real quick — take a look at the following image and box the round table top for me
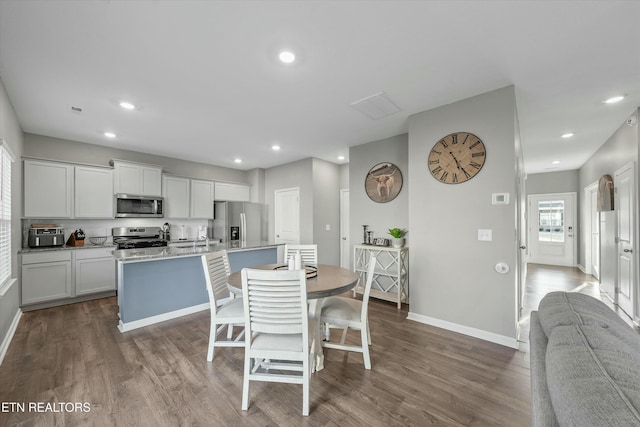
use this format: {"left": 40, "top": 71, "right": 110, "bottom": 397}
{"left": 227, "top": 263, "right": 358, "bottom": 299}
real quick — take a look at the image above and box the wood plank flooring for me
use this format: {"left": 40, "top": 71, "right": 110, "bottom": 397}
{"left": 519, "top": 263, "right": 638, "bottom": 345}
{"left": 0, "top": 296, "right": 531, "bottom": 426}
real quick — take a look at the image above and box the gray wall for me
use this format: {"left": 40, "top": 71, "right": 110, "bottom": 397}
{"left": 339, "top": 163, "right": 349, "bottom": 190}
{"left": 312, "top": 159, "right": 341, "bottom": 265}
{"left": 349, "top": 134, "right": 409, "bottom": 247}
{"left": 265, "top": 158, "right": 314, "bottom": 244}
{"left": 0, "top": 76, "right": 24, "bottom": 360}
{"left": 24, "top": 133, "right": 248, "bottom": 184}
{"left": 526, "top": 170, "right": 579, "bottom": 196}
{"left": 578, "top": 108, "right": 639, "bottom": 272}
{"left": 407, "top": 86, "right": 518, "bottom": 343}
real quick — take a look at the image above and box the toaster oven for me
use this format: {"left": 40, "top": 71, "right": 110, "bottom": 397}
{"left": 28, "top": 227, "right": 65, "bottom": 247}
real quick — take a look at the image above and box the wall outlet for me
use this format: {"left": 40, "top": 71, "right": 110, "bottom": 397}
{"left": 325, "top": 224, "right": 331, "bottom": 231}
{"left": 478, "top": 229, "right": 492, "bottom": 241}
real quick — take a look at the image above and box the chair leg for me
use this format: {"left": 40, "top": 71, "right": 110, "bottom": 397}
{"left": 207, "top": 323, "right": 216, "bottom": 362}
{"left": 242, "top": 356, "right": 251, "bottom": 410}
{"left": 339, "top": 326, "right": 349, "bottom": 345}
{"left": 227, "top": 324, "right": 233, "bottom": 339}
{"left": 361, "top": 327, "right": 371, "bottom": 369}
{"left": 367, "top": 320, "right": 372, "bottom": 344}
{"left": 302, "top": 358, "right": 309, "bottom": 416}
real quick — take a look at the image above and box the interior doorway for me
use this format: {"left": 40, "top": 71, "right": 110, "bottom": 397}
{"left": 527, "top": 193, "right": 577, "bottom": 267}
{"left": 274, "top": 187, "right": 300, "bottom": 244}
{"left": 584, "top": 181, "right": 600, "bottom": 279}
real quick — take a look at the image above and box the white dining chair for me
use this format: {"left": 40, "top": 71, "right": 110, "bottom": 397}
{"left": 284, "top": 244, "right": 318, "bottom": 266}
{"left": 201, "top": 250, "right": 245, "bottom": 362}
{"left": 241, "top": 268, "right": 313, "bottom": 416}
{"left": 320, "top": 256, "right": 376, "bottom": 369}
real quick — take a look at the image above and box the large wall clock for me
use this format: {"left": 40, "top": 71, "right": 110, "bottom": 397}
{"left": 428, "top": 132, "right": 486, "bottom": 184}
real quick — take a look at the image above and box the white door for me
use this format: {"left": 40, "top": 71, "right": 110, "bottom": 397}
{"left": 590, "top": 186, "right": 600, "bottom": 279}
{"left": 615, "top": 163, "right": 635, "bottom": 318}
{"left": 528, "top": 193, "right": 577, "bottom": 266}
{"left": 340, "top": 189, "right": 350, "bottom": 268}
{"left": 274, "top": 187, "right": 300, "bottom": 244}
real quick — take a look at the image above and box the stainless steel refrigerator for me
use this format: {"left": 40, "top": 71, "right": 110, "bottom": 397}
{"left": 209, "top": 201, "right": 267, "bottom": 243}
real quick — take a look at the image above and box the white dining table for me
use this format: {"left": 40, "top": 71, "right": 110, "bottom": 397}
{"left": 227, "top": 263, "right": 359, "bottom": 371}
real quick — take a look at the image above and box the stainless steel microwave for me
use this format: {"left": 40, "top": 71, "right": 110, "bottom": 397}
{"left": 115, "top": 194, "right": 164, "bottom": 218}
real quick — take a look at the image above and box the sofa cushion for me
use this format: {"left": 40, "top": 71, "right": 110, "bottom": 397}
{"left": 546, "top": 324, "right": 640, "bottom": 426}
{"left": 529, "top": 311, "right": 560, "bottom": 427}
{"left": 537, "top": 292, "right": 632, "bottom": 339}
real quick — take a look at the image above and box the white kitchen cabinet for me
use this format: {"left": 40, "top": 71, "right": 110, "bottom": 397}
{"left": 162, "top": 175, "right": 190, "bottom": 218}
{"left": 75, "top": 248, "right": 116, "bottom": 295}
{"left": 190, "top": 179, "right": 215, "bottom": 218}
{"left": 24, "top": 160, "right": 74, "bottom": 218}
{"left": 113, "top": 160, "right": 162, "bottom": 196}
{"left": 74, "top": 166, "right": 113, "bottom": 218}
{"left": 353, "top": 245, "right": 409, "bottom": 309}
{"left": 21, "top": 251, "right": 73, "bottom": 305}
{"left": 214, "top": 182, "right": 250, "bottom": 202}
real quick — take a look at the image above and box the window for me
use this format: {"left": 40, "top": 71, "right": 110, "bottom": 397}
{"left": 538, "top": 200, "right": 565, "bottom": 242}
{"left": 0, "top": 139, "right": 14, "bottom": 287}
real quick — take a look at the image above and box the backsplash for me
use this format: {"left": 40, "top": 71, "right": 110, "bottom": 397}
{"left": 21, "top": 218, "right": 209, "bottom": 248}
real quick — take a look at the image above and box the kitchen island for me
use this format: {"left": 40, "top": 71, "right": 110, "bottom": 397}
{"left": 114, "top": 241, "right": 282, "bottom": 332}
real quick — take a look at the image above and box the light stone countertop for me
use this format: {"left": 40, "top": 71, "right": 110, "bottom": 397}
{"left": 113, "top": 241, "right": 283, "bottom": 263}
{"left": 19, "top": 243, "right": 117, "bottom": 253}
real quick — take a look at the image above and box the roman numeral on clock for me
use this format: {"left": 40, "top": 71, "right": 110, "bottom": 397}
{"left": 470, "top": 161, "right": 482, "bottom": 169}
{"left": 440, "top": 171, "right": 448, "bottom": 182}
{"left": 429, "top": 160, "right": 439, "bottom": 165}
{"left": 469, "top": 141, "right": 481, "bottom": 150}
{"left": 431, "top": 166, "right": 442, "bottom": 175}
{"left": 472, "top": 152, "right": 485, "bottom": 157}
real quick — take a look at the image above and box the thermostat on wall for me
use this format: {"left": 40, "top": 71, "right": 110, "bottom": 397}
{"left": 492, "top": 193, "right": 509, "bottom": 205}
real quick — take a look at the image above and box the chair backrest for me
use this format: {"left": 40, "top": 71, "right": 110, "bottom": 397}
{"left": 360, "top": 256, "right": 377, "bottom": 323}
{"left": 241, "top": 268, "right": 308, "bottom": 337}
{"left": 201, "top": 250, "right": 232, "bottom": 309}
{"left": 284, "top": 244, "right": 318, "bottom": 266}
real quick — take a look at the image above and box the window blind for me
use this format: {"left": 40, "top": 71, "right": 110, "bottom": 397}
{"left": 0, "top": 140, "right": 14, "bottom": 287}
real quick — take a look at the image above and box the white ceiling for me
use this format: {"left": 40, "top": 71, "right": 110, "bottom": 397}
{"left": 0, "top": 1, "right": 638, "bottom": 174}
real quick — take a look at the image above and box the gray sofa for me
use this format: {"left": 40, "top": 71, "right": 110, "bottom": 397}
{"left": 530, "top": 291, "right": 640, "bottom": 426}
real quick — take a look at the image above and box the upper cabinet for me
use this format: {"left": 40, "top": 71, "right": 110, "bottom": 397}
{"left": 74, "top": 166, "right": 113, "bottom": 218}
{"left": 190, "top": 179, "right": 215, "bottom": 219}
{"left": 162, "top": 175, "right": 190, "bottom": 218}
{"left": 112, "top": 160, "right": 162, "bottom": 196}
{"left": 214, "top": 182, "right": 250, "bottom": 202}
{"left": 24, "top": 160, "right": 115, "bottom": 219}
{"left": 24, "top": 160, "right": 73, "bottom": 218}
{"left": 162, "top": 175, "right": 215, "bottom": 219}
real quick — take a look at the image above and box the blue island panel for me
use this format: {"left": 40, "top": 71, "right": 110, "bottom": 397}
{"left": 227, "top": 247, "right": 278, "bottom": 272}
{"left": 121, "top": 256, "right": 208, "bottom": 323}
{"left": 118, "top": 246, "right": 278, "bottom": 325}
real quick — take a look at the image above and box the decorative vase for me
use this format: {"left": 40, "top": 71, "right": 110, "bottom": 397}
{"left": 391, "top": 237, "right": 405, "bottom": 248}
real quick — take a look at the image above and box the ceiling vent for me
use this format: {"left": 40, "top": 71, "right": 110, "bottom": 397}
{"left": 350, "top": 91, "right": 401, "bottom": 120}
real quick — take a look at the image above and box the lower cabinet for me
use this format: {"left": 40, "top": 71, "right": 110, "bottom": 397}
{"left": 21, "top": 251, "right": 73, "bottom": 305}
{"left": 21, "top": 248, "right": 116, "bottom": 308}
{"left": 75, "top": 248, "right": 116, "bottom": 295}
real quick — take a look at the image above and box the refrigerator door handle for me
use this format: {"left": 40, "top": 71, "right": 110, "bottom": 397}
{"left": 240, "top": 212, "right": 246, "bottom": 243}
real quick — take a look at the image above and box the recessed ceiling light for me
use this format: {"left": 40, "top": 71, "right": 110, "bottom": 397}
{"left": 119, "top": 101, "right": 136, "bottom": 110}
{"left": 272, "top": 145, "right": 281, "bottom": 151}
{"left": 104, "top": 132, "right": 116, "bottom": 138}
{"left": 561, "top": 133, "right": 574, "bottom": 138}
{"left": 338, "top": 156, "right": 345, "bottom": 161}
{"left": 278, "top": 50, "right": 296, "bottom": 64}
{"left": 234, "top": 158, "right": 242, "bottom": 164}
{"left": 604, "top": 95, "right": 625, "bottom": 104}
{"left": 551, "top": 160, "right": 561, "bottom": 164}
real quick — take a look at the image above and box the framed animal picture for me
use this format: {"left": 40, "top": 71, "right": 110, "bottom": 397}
{"left": 365, "top": 162, "right": 403, "bottom": 203}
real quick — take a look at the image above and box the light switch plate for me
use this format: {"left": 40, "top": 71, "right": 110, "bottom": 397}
{"left": 478, "top": 229, "right": 492, "bottom": 241}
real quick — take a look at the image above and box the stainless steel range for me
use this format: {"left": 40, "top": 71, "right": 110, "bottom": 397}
{"left": 112, "top": 227, "right": 168, "bottom": 249}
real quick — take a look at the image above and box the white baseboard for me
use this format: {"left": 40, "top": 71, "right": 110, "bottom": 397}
{"left": 118, "top": 303, "right": 209, "bottom": 332}
{"left": 0, "top": 309, "right": 22, "bottom": 367}
{"left": 407, "top": 311, "right": 519, "bottom": 349}
{"left": 577, "top": 264, "right": 586, "bottom": 273}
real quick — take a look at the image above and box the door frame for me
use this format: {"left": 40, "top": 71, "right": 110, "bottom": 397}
{"left": 339, "top": 189, "right": 350, "bottom": 269}
{"left": 527, "top": 192, "right": 578, "bottom": 267}
{"left": 583, "top": 181, "right": 599, "bottom": 278}
{"left": 274, "top": 187, "right": 300, "bottom": 244}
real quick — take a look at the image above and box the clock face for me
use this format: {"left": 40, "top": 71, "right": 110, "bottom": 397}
{"left": 428, "top": 132, "right": 486, "bottom": 184}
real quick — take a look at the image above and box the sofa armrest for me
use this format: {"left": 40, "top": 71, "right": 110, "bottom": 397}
{"left": 530, "top": 311, "right": 559, "bottom": 427}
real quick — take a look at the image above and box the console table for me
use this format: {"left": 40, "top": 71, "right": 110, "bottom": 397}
{"left": 353, "top": 245, "right": 409, "bottom": 308}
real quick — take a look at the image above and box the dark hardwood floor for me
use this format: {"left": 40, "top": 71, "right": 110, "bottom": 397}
{"left": 0, "top": 295, "right": 531, "bottom": 426}
{"left": 519, "top": 263, "right": 638, "bottom": 345}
